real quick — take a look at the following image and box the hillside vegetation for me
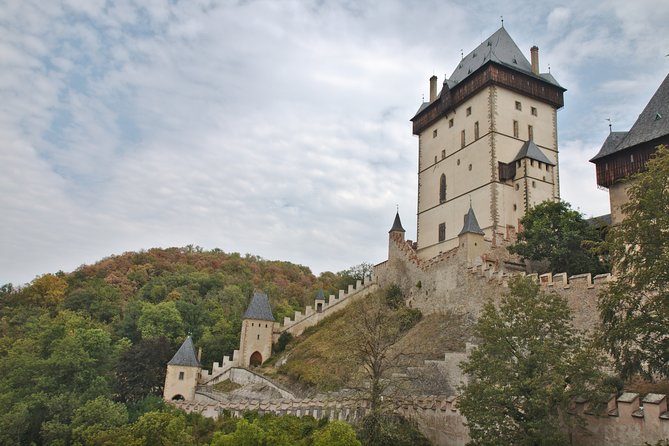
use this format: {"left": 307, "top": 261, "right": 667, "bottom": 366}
{"left": 0, "top": 247, "right": 365, "bottom": 445}
{"left": 265, "top": 290, "right": 471, "bottom": 396}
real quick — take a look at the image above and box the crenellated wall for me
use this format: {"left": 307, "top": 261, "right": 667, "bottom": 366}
{"left": 171, "top": 392, "right": 669, "bottom": 446}
{"left": 375, "top": 232, "right": 610, "bottom": 333}
{"left": 272, "top": 276, "right": 379, "bottom": 341}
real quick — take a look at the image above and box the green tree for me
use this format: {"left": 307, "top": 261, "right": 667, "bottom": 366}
{"left": 115, "top": 337, "right": 175, "bottom": 402}
{"left": 508, "top": 200, "right": 608, "bottom": 275}
{"left": 599, "top": 144, "right": 669, "bottom": 379}
{"left": 71, "top": 396, "right": 129, "bottom": 445}
{"left": 137, "top": 301, "right": 185, "bottom": 342}
{"left": 348, "top": 287, "right": 421, "bottom": 446}
{"left": 130, "top": 411, "right": 195, "bottom": 446}
{"left": 313, "top": 420, "right": 361, "bottom": 446}
{"left": 458, "top": 277, "right": 607, "bottom": 446}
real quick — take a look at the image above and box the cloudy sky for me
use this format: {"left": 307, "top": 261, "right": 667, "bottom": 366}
{"left": 2, "top": 0, "right": 668, "bottom": 285}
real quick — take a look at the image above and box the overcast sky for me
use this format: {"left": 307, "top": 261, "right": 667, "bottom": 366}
{"left": 2, "top": 0, "right": 668, "bottom": 285}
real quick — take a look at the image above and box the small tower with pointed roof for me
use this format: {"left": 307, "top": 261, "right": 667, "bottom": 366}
{"left": 388, "top": 211, "right": 407, "bottom": 260}
{"left": 163, "top": 335, "right": 200, "bottom": 401}
{"left": 458, "top": 204, "right": 487, "bottom": 262}
{"left": 239, "top": 292, "right": 275, "bottom": 368}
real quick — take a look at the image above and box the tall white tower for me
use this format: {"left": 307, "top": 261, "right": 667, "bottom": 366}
{"left": 411, "top": 27, "right": 565, "bottom": 259}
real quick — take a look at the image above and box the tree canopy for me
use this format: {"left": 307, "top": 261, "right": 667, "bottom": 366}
{"left": 508, "top": 200, "right": 608, "bottom": 276}
{"left": 458, "top": 277, "right": 608, "bottom": 446}
{"left": 598, "top": 144, "right": 669, "bottom": 379}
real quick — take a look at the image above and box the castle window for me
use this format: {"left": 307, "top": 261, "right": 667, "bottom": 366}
{"left": 513, "top": 120, "right": 519, "bottom": 138}
{"left": 630, "top": 154, "right": 634, "bottom": 162}
{"left": 528, "top": 125, "right": 534, "bottom": 141}
{"left": 461, "top": 130, "right": 466, "bottom": 148}
{"left": 438, "top": 223, "right": 446, "bottom": 242}
{"left": 178, "top": 372, "right": 184, "bottom": 380}
{"left": 515, "top": 101, "right": 522, "bottom": 111}
{"left": 433, "top": 129, "right": 438, "bottom": 138}
{"left": 257, "top": 334, "right": 260, "bottom": 340}
{"left": 457, "top": 159, "right": 461, "bottom": 166}
{"left": 517, "top": 160, "right": 521, "bottom": 168}
{"left": 532, "top": 180, "right": 536, "bottom": 188}
{"left": 439, "top": 174, "right": 446, "bottom": 203}
{"left": 466, "top": 107, "right": 472, "bottom": 116}
{"left": 449, "top": 119, "right": 454, "bottom": 128}
{"left": 515, "top": 183, "right": 520, "bottom": 191}
{"left": 434, "top": 155, "right": 437, "bottom": 164}
{"left": 441, "top": 149, "right": 446, "bottom": 159}
{"left": 468, "top": 163, "right": 472, "bottom": 171}
{"left": 513, "top": 204, "right": 517, "bottom": 211}
{"left": 530, "top": 160, "right": 534, "bottom": 167}
{"left": 531, "top": 106, "right": 538, "bottom": 116}
{"left": 474, "top": 121, "right": 479, "bottom": 139}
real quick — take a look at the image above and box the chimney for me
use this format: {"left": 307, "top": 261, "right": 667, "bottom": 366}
{"left": 429, "top": 75, "right": 438, "bottom": 102}
{"left": 530, "top": 46, "right": 539, "bottom": 74}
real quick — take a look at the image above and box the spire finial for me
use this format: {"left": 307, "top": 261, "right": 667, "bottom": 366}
{"left": 500, "top": 15, "right": 504, "bottom": 27}
{"left": 461, "top": 49, "right": 464, "bottom": 59}
{"left": 469, "top": 195, "right": 472, "bottom": 207}
{"left": 422, "top": 93, "right": 424, "bottom": 102}
{"left": 606, "top": 118, "right": 612, "bottom": 133}
{"left": 396, "top": 204, "right": 399, "bottom": 213}
{"left": 548, "top": 63, "right": 551, "bottom": 73}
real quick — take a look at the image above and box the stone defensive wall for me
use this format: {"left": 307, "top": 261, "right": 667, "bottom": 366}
{"left": 399, "top": 393, "right": 669, "bottom": 446}
{"left": 171, "top": 397, "right": 370, "bottom": 423}
{"left": 375, "top": 234, "right": 613, "bottom": 333}
{"left": 272, "top": 276, "right": 379, "bottom": 341}
{"left": 172, "top": 392, "right": 669, "bottom": 445}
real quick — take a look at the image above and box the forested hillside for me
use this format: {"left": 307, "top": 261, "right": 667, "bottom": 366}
{"left": 0, "top": 247, "right": 367, "bottom": 445}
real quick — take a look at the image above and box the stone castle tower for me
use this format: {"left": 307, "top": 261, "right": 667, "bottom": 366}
{"left": 163, "top": 335, "right": 200, "bottom": 401}
{"left": 411, "top": 27, "right": 565, "bottom": 259}
{"left": 238, "top": 291, "right": 275, "bottom": 367}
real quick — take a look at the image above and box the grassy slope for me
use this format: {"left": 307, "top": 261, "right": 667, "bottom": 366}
{"left": 261, "top": 298, "right": 472, "bottom": 395}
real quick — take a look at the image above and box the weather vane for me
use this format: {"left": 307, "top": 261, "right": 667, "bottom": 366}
{"left": 606, "top": 118, "right": 612, "bottom": 133}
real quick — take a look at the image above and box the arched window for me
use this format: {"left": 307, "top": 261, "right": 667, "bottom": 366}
{"left": 439, "top": 174, "right": 446, "bottom": 203}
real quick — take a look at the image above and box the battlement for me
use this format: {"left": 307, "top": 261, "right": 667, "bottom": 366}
{"left": 273, "top": 275, "right": 379, "bottom": 340}
{"left": 171, "top": 397, "right": 370, "bottom": 422}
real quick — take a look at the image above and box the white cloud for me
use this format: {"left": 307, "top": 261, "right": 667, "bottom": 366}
{"left": 1, "top": 0, "right": 667, "bottom": 284}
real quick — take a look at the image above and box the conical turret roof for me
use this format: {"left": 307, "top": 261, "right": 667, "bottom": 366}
{"left": 167, "top": 336, "right": 200, "bottom": 367}
{"left": 389, "top": 212, "right": 406, "bottom": 233}
{"left": 458, "top": 205, "right": 485, "bottom": 236}
{"left": 243, "top": 292, "right": 275, "bottom": 321}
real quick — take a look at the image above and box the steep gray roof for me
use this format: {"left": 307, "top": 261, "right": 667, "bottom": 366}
{"left": 389, "top": 212, "right": 406, "bottom": 233}
{"left": 447, "top": 27, "right": 561, "bottom": 88}
{"left": 512, "top": 140, "right": 555, "bottom": 165}
{"left": 316, "top": 289, "right": 325, "bottom": 300}
{"left": 590, "top": 131, "right": 629, "bottom": 161}
{"left": 243, "top": 292, "right": 275, "bottom": 321}
{"left": 458, "top": 205, "right": 485, "bottom": 236}
{"left": 167, "top": 336, "right": 200, "bottom": 367}
{"left": 415, "top": 102, "right": 430, "bottom": 115}
{"left": 591, "top": 73, "right": 669, "bottom": 162}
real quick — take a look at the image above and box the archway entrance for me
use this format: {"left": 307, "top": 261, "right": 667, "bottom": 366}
{"left": 249, "top": 351, "right": 262, "bottom": 367}
{"left": 171, "top": 394, "right": 185, "bottom": 401}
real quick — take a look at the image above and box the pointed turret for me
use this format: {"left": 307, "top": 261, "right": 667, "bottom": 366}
{"left": 167, "top": 335, "right": 200, "bottom": 367}
{"left": 388, "top": 211, "right": 407, "bottom": 261}
{"left": 459, "top": 205, "right": 485, "bottom": 236}
{"left": 389, "top": 211, "right": 406, "bottom": 233}
{"left": 458, "top": 205, "right": 486, "bottom": 262}
{"left": 163, "top": 336, "right": 201, "bottom": 401}
{"left": 239, "top": 292, "right": 275, "bottom": 368}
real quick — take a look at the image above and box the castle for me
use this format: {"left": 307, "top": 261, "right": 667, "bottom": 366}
{"left": 164, "top": 27, "right": 669, "bottom": 445}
